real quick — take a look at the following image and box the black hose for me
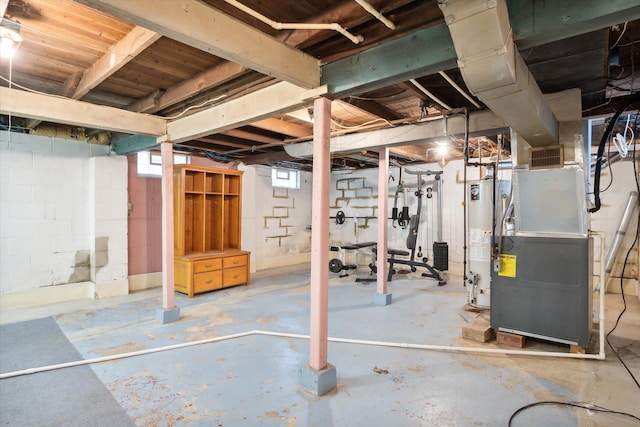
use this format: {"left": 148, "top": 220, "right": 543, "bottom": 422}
{"left": 590, "top": 94, "right": 640, "bottom": 213}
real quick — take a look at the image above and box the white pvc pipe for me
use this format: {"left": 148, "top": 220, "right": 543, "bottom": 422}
{"left": 409, "top": 79, "right": 452, "bottom": 111}
{"left": 0, "top": 331, "right": 256, "bottom": 380}
{"left": 354, "top": 0, "right": 396, "bottom": 30}
{"left": 1, "top": 238, "right": 607, "bottom": 379}
{"left": 439, "top": 71, "right": 481, "bottom": 108}
{"left": 223, "top": 0, "right": 363, "bottom": 44}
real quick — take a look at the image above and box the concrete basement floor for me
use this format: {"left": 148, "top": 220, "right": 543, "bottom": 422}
{"left": 1, "top": 263, "right": 639, "bottom": 426}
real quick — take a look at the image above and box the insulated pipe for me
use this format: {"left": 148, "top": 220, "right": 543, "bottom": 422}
{"left": 409, "top": 79, "right": 452, "bottom": 111}
{"left": 605, "top": 191, "right": 639, "bottom": 273}
{"left": 438, "top": 71, "right": 481, "bottom": 108}
{"left": 223, "top": 0, "right": 364, "bottom": 44}
{"left": 354, "top": 0, "right": 396, "bottom": 30}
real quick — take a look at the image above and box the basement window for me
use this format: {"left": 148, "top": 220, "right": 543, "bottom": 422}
{"left": 137, "top": 151, "right": 190, "bottom": 177}
{"left": 271, "top": 168, "right": 300, "bottom": 189}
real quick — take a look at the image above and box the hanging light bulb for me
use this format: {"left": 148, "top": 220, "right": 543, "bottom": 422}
{"left": 0, "top": 19, "right": 23, "bottom": 60}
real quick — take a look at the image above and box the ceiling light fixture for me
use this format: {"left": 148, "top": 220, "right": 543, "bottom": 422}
{"left": 0, "top": 18, "right": 23, "bottom": 59}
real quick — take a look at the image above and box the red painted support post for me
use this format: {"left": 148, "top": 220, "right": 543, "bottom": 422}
{"left": 161, "top": 141, "right": 175, "bottom": 309}
{"left": 309, "top": 97, "right": 331, "bottom": 370}
{"left": 376, "top": 147, "right": 389, "bottom": 295}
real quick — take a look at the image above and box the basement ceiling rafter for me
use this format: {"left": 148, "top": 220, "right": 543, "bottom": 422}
{"left": 74, "top": 0, "right": 321, "bottom": 89}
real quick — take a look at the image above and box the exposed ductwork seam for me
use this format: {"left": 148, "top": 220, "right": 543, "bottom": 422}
{"left": 438, "top": 0, "right": 559, "bottom": 147}
{"left": 223, "top": 0, "right": 364, "bottom": 44}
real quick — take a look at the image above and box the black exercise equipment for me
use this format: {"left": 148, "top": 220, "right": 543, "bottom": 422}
{"left": 329, "top": 242, "right": 376, "bottom": 277}
{"left": 382, "top": 169, "right": 447, "bottom": 286}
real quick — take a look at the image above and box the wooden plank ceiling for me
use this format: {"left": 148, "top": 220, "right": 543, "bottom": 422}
{"left": 0, "top": 0, "right": 636, "bottom": 170}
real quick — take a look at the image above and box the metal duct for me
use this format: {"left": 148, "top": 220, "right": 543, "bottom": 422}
{"left": 438, "top": 0, "right": 559, "bottom": 147}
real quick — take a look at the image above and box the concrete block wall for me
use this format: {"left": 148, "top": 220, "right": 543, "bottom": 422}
{"left": 0, "top": 132, "right": 126, "bottom": 305}
{"left": 88, "top": 156, "right": 129, "bottom": 297}
{"left": 246, "top": 165, "right": 312, "bottom": 269}
{"left": 329, "top": 166, "right": 445, "bottom": 263}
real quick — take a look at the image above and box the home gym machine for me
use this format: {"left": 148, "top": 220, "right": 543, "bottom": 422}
{"left": 384, "top": 168, "right": 448, "bottom": 285}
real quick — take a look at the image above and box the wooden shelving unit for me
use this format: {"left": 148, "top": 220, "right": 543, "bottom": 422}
{"left": 173, "top": 165, "right": 250, "bottom": 297}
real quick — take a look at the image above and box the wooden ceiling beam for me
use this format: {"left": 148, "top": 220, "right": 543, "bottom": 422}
{"left": 163, "top": 82, "right": 327, "bottom": 144}
{"left": 73, "top": 26, "right": 161, "bottom": 99}
{"left": 250, "top": 118, "right": 313, "bottom": 138}
{"left": 221, "top": 129, "right": 281, "bottom": 145}
{"left": 344, "top": 97, "right": 404, "bottom": 121}
{"left": 240, "top": 150, "right": 295, "bottom": 166}
{"left": 75, "top": 0, "right": 320, "bottom": 89}
{"left": 0, "top": 86, "right": 166, "bottom": 136}
{"left": 389, "top": 145, "right": 431, "bottom": 163}
{"left": 195, "top": 137, "right": 251, "bottom": 150}
{"left": 129, "top": 62, "right": 249, "bottom": 114}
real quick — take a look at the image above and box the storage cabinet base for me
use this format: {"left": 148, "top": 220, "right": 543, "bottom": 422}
{"left": 175, "top": 251, "right": 250, "bottom": 297}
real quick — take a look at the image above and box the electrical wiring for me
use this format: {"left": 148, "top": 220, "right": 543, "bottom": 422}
{"left": 610, "top": 21, "right": 629, "bottom": 50}
{"left": 0, "top": 74, "right": 72, "bottom": 100}
{"left": 330, "top": 117, "right": 396, "bottom": 130}
{"left": 605, "top": 139, "right": 640, "bottom": 391}
{"left": 508, "top": 401, "right": 640, "bottom": 426}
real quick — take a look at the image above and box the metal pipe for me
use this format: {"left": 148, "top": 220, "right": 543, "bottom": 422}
{"left": 438, "top": 71, "right": 481, "bottom": 108}
{"left": 604, "top": 191, "right": 639, "bottom": 273}
{"left": 354, "top": 0, "right": 396, "bottom": 30}
{"left": 409, "top": 79, "right": 452, "bottom": 111}
{"left": 223, "top": 0, "right": 364, "bottom": 44}
{"left": 590, "top": 230, "right": 607, "bottom": 358}
{"left": 436, "top": 174, "right": 443, "bottom": 242}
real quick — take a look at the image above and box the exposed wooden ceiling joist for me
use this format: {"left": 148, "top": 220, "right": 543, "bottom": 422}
{"left": 250, "top": 118, "right": 312, "bottom": 138}
{"left": 75, "top": 0, "right": 321, "bottom": 89}
{"left": 0, "top": 87, "right": 167, "bottom": 136}
{"left": 73, "top": 26, "right": 161, "bottom": 99}
{"left": 163, "top": 82, "right": 327, "bottom": 144}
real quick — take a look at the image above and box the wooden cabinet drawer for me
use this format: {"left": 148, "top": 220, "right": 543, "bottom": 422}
{"left": 194, "top": 258, "right": 222, "bottom": 273}
{"left": 223, "top": 267, "right": 247, "bottom": 286}
{"left": 194, "top": 271, "right": 223, "bottom": 293}
{"left": 223, "top": 255, "right": 247, "bottom": 269}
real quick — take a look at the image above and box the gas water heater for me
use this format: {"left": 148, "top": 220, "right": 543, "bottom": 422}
{"left": 467, "top": 177, "right": 509, "bottom": 309}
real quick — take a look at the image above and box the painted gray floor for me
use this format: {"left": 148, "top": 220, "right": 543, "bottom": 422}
{"left": 1, "top": 264, "right": 639, "bottom": 426}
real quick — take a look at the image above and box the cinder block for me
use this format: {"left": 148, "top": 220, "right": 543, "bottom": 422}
{"left": 1, "top": 184, "right": 32, "bottom": 202}
{"left": 356, "top": 188, "right": 373, "bottom": 198}
{"left": 336, "top": 179, "right": 349, "bottom": 190}
{"left": 299, "top": 363, "right": 337, "bottom": 396}
{"left": 496, "top": 331, "right": 525, "bottom": 348}
{"left": 373, "top": 292, "right": 392, "bottom": 306}
{"left": 157, "top": 306, "right": 181, "bottom": 324}
{"left": 272, "top": 207, "right": 289, "bottom": 217}
{"left": 347, "top": 178, "right": 365, "bottom": 189}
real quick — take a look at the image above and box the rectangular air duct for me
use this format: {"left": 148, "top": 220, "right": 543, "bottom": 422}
{"left": 439, "top": 0, "right": 559, "bottom": 147}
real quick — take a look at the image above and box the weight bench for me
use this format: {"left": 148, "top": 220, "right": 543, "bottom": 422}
{"left": 329, "top": 242, "right": 377, "bottom": 277}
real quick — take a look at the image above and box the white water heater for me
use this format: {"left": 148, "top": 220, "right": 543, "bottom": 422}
{"left": 467, "top": 178, "right": 495, "bottom": 309}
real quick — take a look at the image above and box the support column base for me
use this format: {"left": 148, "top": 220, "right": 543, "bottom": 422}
{"left": 156, "top": 306, "right": 181, "bottom": 324}
{"left": 299, "top": 363, "right": 337, "bottom": 396}
{"left": 374, "top": 292, "right": 392, "bottom": 306}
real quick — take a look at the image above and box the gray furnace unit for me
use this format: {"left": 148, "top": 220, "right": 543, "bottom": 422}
{"left": 491, "top": 167, "right": 593, "bottom": 348}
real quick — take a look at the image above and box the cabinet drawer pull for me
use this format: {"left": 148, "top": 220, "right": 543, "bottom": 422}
{"left": 232, "top": 261, "right": 239, "bottom": 265}
{"left": 205, "top": 280, "right": 212, "bottom": 284}
{"left": 204, "top": 264, "right": 212, "bottom": 268}
{"left": 232, "top": 275, "right": 239, "bottom": 279}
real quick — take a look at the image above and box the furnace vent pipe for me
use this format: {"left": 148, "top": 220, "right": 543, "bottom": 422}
{"left": 438, "top": 0, "right": 558, "bottom": 147}
{"left": 605, "top": 191, "right": 639, "bottom": 273}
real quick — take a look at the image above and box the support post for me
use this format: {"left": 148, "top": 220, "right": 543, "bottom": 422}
{"left": 299, "top": 97, "right": 336, "bottom": 395}
{"left": 157, "top": 140, "right": 180, "bottom": 324}
{"left": 374, "top": 147, "right": 392, "bottom": 305}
